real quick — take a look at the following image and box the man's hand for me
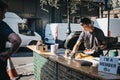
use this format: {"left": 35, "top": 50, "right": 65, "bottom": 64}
{"left": 70, "top": 51, "right": 76, "bottom": 59}
{"left": 0, "top": 51, "right": 10, "bottom": 61}
{"left": 99, "top": 45, "right": 106, "bottom": 50}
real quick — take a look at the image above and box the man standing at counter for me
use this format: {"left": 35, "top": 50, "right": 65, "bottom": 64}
{"left": 71, "top": 17, "right": 107, "bottom": 58}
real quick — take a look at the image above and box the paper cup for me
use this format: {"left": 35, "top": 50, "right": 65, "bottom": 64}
{"left": 50, "top": 43, "right": 59, "bottom": 54}
{"left": 55, "top": 43, "right": 59, "bottom": 51}
{"left": 92, "top": 62, "right": 98, "bottom": 67}
{"left": 51, "top": 45, "right": 55, "bottom": 53}
{"left": 109, "top": 50, "right": 118, "bottom": 57}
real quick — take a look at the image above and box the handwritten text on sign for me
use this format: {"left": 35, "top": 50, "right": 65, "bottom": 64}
{"left": 98, "top": 56, "right": 119, "bottom": 74}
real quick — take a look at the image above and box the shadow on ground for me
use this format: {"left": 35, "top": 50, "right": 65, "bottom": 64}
{"left": 11, "top": 47, "right": 33, "bottom": 57}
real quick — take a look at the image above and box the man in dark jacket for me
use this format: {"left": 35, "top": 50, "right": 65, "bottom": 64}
{"left": 0, "top": 0, "right": 21, "bottom": 79}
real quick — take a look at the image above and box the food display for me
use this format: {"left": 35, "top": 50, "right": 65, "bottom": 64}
{"left": 83, "top": 49, "right": 95, "bottom": 54}
{"left": 75, "top": 53, "right": 94, "bottom": 59}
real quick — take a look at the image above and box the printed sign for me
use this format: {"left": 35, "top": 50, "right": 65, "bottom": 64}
{"left": 98, "top": 56, "right": 119, "bottom": 74}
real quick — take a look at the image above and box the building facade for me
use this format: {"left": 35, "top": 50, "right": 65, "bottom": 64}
{"left": 5, "top": 0, "right": 101, "bottom": 39}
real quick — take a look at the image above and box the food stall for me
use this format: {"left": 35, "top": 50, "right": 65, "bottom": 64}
{"left": 28, "top": 45, "right": 120, "bottom": 80}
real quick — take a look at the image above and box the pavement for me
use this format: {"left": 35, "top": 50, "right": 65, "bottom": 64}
{"left": 11, "top": 51, "right": 34, "bottom": 80}
{"left": 10, "top": 48, "right": 65, "bottom": 80}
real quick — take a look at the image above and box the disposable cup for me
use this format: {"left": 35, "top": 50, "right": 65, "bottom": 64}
{"left": 50, "top": 43, "right": 59, "bottom": 54}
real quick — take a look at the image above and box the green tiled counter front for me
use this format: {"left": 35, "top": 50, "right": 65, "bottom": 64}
{"left": 34, "top": 52, "right": 57, "bottom": 80}
{"left": 28, "top": 46, "right": 120, "bottom": 80}
{"left": 34, "top": 52, "right": 48, "bottom": 80}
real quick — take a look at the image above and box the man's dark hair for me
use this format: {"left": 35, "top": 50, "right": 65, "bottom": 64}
{"left": 0, "top": 0, "right": 8, "bottom": 12}
{"left": 80, "top": 17, "right": 91, "bottom": 25}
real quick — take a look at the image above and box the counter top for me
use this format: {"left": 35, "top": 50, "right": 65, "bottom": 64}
{"left": 27, "top": 45, "right": 120, "bottom": 80}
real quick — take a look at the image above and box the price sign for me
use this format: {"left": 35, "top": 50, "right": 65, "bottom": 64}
{"left": 98, "top": 56, "right": 119, "bottom": 74}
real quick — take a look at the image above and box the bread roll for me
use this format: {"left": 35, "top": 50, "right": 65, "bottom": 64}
{"left": 75, "top": 53, "right": 94, "bottom": 59}
{"left": 65, "top": 49, "right": 71, "bottom": 57}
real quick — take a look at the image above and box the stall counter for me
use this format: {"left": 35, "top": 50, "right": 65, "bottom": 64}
{"left": 27, "top": 45, "right": 120, "bottom": 80}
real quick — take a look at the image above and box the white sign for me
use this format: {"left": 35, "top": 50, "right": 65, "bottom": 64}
{"left": 98, "top": 56, "right": 119, "bottom": 74}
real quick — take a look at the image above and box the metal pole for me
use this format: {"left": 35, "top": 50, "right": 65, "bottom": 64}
{"left": 108, "top": 9, "right": 110, "bottom": 36}
{"left": 66, "top": 0, "right": 71, "bottom": 36}
{"left": 107, "top": 0, "right": 112, "bottom": 36}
